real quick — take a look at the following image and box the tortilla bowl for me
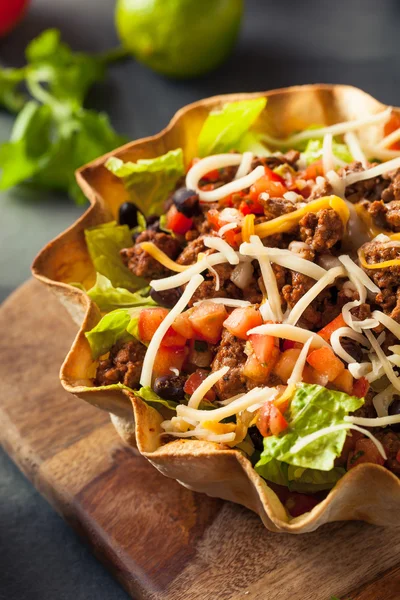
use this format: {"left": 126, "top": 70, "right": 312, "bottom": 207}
{"left": 38, "top": 84, "right": 400, "bottom": 531}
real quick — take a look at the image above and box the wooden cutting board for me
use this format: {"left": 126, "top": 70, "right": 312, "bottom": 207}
{"left": 1, "top": 280, "right": 400, "bottom": 600}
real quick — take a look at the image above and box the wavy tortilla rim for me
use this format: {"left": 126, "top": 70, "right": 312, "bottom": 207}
{"left": 34, "top": 84, "right": 400, "bottom": 532}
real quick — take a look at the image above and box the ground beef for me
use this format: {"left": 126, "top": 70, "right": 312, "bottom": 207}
{"left": 352, "top": 389, "right": 377, "bottom": 419}
{"left": 210, "top": 330, "right": 247, "bottom": 399}
{"left": 251, "top": 150, "right": 300, "bottom": 171}
{"left": 375, "top": 430, "right": 400, "bottom": 475}
{"left": 177, "top": 236, "right": 208, "bottom": 265}
{"left": 308, "top": 178, "right": 333, "bottom": 200}
{"left": 343, "top": 161, "right": 388, "bottom": 204}
{"left": 189, "top": 263, "right": 243, "bottom": 306}
{"left": 361, "top": 241, "right": 400, "bottom": 289}
{"left": 365, "top": 198, "right": 400, "bottom": 232}
{"left": 375, "top": 288, "right": 400, "bottom": 322}
{"left": 261, "top": 196, "right": 296, "bottom": 221}
{"left": 381, "top": 169, "right": 400, "bottom": 203}
{"left": 299, "top": 208, "right": 343, "bottom": 252}
{"left": 282, "top": 272, "right": 325, "bottom": 328}
{"left": 95, "top": 340, "right": 146, "bottom": 389}
{"left": 121, "top": 230, "right": 181, "bottom": 280}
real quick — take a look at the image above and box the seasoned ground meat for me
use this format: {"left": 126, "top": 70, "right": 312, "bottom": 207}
{"left": 177, "top": 236, "right": 208, "bottom": 265}
{"left": 343, "top": 161, "right": 388, "bottom": 204}
{"left": 121, "top": 230, "right": 181, "bottom": 280}
{"left": 299, "top": 208, "right": 343, "bottom": 252}
{"left": 308, "top": 178, "right": 333, "bottom": 200}
{"left": 95, "top": 340, "right": 146, "bottom": 389}
{"left": 211, "top": 330, "right": 247, "bottom": 399}
{"left": 189, "top": 263, "right": 242, "bottom": 306}
{"left": 352, "top": 389, "right": 376, "bottom": 419}
{"left": 261, "top": 196, "right": 296, "bottom": 220}
{"left": 381, "top": 169, "right": 400, "bottom": 203}
{"left": 361, "top": 241, "right": 400, "bottom": 289}
{"left": 375, "top": 430, "right": 400, "bottom": 475}
{"left": 251, "top": 150, "right": 300, "bottom": 171}
{"left": 375, "top": 288, "right": 400, "bottom": 322}
{"left": 365, "top": 198, "right": 400, "bottom": 232}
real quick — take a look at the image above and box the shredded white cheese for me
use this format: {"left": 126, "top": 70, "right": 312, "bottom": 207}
{"left": 365, "top": 330, "right": 400, "bottom": 393}
{"left": 285, "top": 266, "right": 345, "bottom": 326}
{"left": 187, "top": 366, "right": 229, "bottom": 409}
{"left": 372, "top": 310, "right": 400, "bottom": 340}
{"left": 330, "top": 327, "right": 370, "bottom": 363}
{"left": 235, "top": 151, "right": 254, "bottom": 179}
{"left": 203, "top": 236, "right": 239, "bottom": 265}
{"left": 344, "top": 132, "right": 367, "bottom": 167}
{"left": 150, "top": 252, "right": 228, "bottom": 291}
{"left": 218, "top": 222, "right": 238, "bottom": 237}
{"left": 140, "top": 274, "right": 204, "bottom": 387}
{"left": 247, "top": 323, "right": 329, "bottom": 347}
{"left": 343, "top": 155, "right": 400, "bottom": 188}
{"left": 287, "top": 337, "right": 312, "bottom": 386}
{"left": 339, "top": 255, "right": 379, "bottom": 294}
{"left": 245, "top": 236, "right": 283, "bottom": 321}
{"left": 345, "top": 414, "right": 400, "bottom": 427}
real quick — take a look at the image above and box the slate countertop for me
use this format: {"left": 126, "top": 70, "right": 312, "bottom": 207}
{"left": 1, "top": 0, "right": 400, "bottom": 597}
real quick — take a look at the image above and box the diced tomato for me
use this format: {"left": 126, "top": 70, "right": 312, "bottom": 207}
{"left": 172, "top": 309, "right": 196, "bottom": 339}
{"left": 207, "top": 208, "right": 221, "bottom": 231}
{"left": 307, "top": 347, "right": 345, "bottom": 382}
{"left": 184, "top": 370, "right": 216, "bottom": 401}
{"left": 347, "top": 438, "right": 385, "bottom": 470}
{"left": 383, "top": 113, "right": 400, "bottom": 150}
{"left": 201, "top": 168, "right": 220, "bottom": 182}
{"left": 249, "top": 176, "right": 287, "bottom": 201}
{"left": 239, "top": 197, "right": 264, "bottom": 216}
{"left": 302, "top": 365, "right": 328, "bottom": 387}
{"left": 273, "top": 348, "right": 301, "bottom": 383}
{"left": 249, "top": 333, "right": 276, "bottom": 364}
{"left": 138, "top": 308, "right": 169, "bottom": 342}
{"left": 153, "top": 346, "right": 187, "bottom": 378}
{"left": 257, "top": 401, "right": 288, "bottom": 437}
{"left": 223, "top": 306, "right": 263, "bottom": 340}
{"left": 282, "top": 339, "right": 296, "bottom": 351}
{"left": 337, "top": 430, "right": 365, "bottom": 465}
{"left": 165, "top": 205, "right": 193, "bottom": 235}
{"left": 302, "top": 160, "right": 324, "bottom": 180}
{"left": 333, "top": 369, "right": 353, "bottom": 394}
{"left": 285, "top": 493, "right": 320, "bottom": 518}
{"left": 189, "top": 301, "right": 228, "bottom": 344}
{"left": 162, "top": 327, "right": 187, "bottom": 347}
{"left": 264, "top": 166, "right": 285, "bottom": 183}
{"left": 317, "top": 314, "right": 347, "bottom": 343}
{"left": 352, "top": 376, "right": 370, "bottom": 399}
{"left": 223, "top": 228, "right": 239, "bottom": 248}
{"left": 243, "top": 349, "right": 280, "bottom": 383}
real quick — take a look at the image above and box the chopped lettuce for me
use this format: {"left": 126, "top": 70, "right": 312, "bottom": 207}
{"left": 105, "top": 149, "right": 184, "bottom": 217}
{"left": 237, "top": 131, "right": 271, "bottom": 157}
{"left": 197, "top": 98, "right": 267, "bottom": 157}
{"left": 257, "top": 457, "right": 345, "bottom": 492}
{"left": 255, "top": 384, "right": 363, "bottom": 474}
{"left": 135, "top": 386, "right": 178, "bottom": 411}
{"left": 302, "top": 138, "right": 353, "bottom": 165}
{"left": 85, "top": 308, "right": 133, "bottom": 359}
{"left": 85, "top": 221, "right": 146, "bottom": 291}
{"left": 87, "top": 273, "right": 156, "bottom": 312}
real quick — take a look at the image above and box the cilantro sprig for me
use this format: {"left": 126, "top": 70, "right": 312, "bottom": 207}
{"left": 0, "top": 29, "right": 128, "bottom": 204}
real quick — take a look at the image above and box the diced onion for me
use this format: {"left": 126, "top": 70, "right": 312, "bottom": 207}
{"left": 140, "top": 274, "right": 204, "bottom": 387}
{"left": 203, "top": 236, "right": 239, "bottom": 265}
{"left": 348, "top": 362, "right": 372, "bottom": 379}
{"left": 246, "top": 323, "right": 329, "bottom": 347}
{"left": 285, "top": 266, "right": 345, "bottom": 326}
{"left": 219, "top": 207, "right": 243, "bottom": 223}
{"left": 283, "top": 191, "right": 299, "bottom": 202}
{"left": 230, "top": 261, "right": 254, "bottom": 290}
{"left": 188, "top": 366, "right": 229, "bottom": 409}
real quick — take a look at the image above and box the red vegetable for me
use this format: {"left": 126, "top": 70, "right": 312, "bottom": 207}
{"left": 307, "top": 347, "right": 345, "bottom": 382}
{"left": 302, "top": 160, "right": 324, "bottom": 180}
{"left": 347, "top": 438, "right": 385, "bottom": 470}
{"left": 0, "top": 0, "right": 29, "bottom": 37}
{"left": 383, "top": 113, "right": 400, "bottom": 150}
{"left": 166, "top": 205, "right": 193, "bottom": 235}
{"left": 249, "top": 169, "right": 287, "bottom": 200}
{"left": 285, "top": 493, "right": 320, "bottom": 518}
{"left": 184, "top": 370, "right": 216, "bottom": 401}
{"left": 223, "top": 306, "right": 263, "bottom": 340}
{"left": 257, "top": 401, "right": 288, "bottom": 437}
{"left": 189, "top": 301, "right": 228, "bottom": 344}
{"left": 317, "top": 314, "right": 347, "bottom": 342}
{"left": 139, "top": 308, "right": 186, "bottom": 347}
{"left": 352, "top": 376, "right": 370, "bottom": 399}
{"left": 153, "top": 346, "right": 186, "bottom": 378}
{"left": 249, "top": 333, "right": 276, "bottom": 364}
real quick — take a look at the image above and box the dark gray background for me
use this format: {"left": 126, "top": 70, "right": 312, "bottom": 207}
{"left": 1, "top": 0, "right": 400, "bottom": 597}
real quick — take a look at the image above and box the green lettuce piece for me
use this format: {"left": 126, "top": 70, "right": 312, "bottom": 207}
{"left": 197, "top": 98, "right": 267, "bottom": 157}
{"left": 85, "top": 309, "right": 133, "bottom": 359}
{"left": 237, "top": 131, "right": 271, "bottom": 156}
{"left": 257, "top": 456, "right": 345, "bottom": 492}
{"left": 302, "top": 138, "right": 353, "bottom": 165}
{"left": 256, "top": 384, "right": 363, "bottom": 473}
{"left": 85, "top": 221, "right": 146, "bottom": 290}
{"left": 87, "top": 273, "right": 156, "bottom": 312}
{"left": 105, "top": 149, "right": 184, "bottom": 217}
{"left": 135, "top": 386, "right": 178, "bottom": 411}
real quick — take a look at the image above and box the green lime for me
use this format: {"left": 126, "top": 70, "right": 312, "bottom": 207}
{"left": 115, "top": 0, "right": 243, "bottom": 79}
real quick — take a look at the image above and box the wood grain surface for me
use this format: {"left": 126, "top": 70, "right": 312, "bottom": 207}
{"left": 1, "top": 280, "right": 400, "bottom": 600}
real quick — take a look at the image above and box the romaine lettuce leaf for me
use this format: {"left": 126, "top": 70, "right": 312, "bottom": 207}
{"left": 237, "top": 131, "right": 271, "bottom": 156}
{"left": 87, "top": 273, "right": 156, "bottom": 312}
{"left": 256, "top": 456, "right": 345, "bottom": 492}
{"left": 302, "top": 138, "right": 353, "bottom": 165}
{"left": 197, "top": 98, "right": 267, "bottom": 157}
{"left": 255, "top": 384, "right": 363, "bottom": 472}
{"left": 85, "top": 221, "right": 146, "bottom": 290}
{"left": 85, "top": 308, "right": 133, "bottom": 359}
{"left": 105, "top": 149, "right": 184, "bottom": 217}
{"left": 135, "top": 386, "right": 178, "bottom": 411}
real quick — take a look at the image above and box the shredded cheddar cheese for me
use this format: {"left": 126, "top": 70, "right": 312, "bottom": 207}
{"left": 242, "top": 213, "right": 255, "bottom": 242}
{"left": 358, "top": 248, "right": 400, "bottom": 270}
{"left": 253, "top": 196, "right": 349, "bottom": 239}
{"left": 202, "top": 421, "right": 237, "bottom": 434}
{"left": 140, "top": 242, "right": 188, "bottom": 272}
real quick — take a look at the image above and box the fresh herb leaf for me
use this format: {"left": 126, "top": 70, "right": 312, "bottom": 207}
{"left": 197, "top": 98, "right": 267, "bottom": 157}
{"left": 105, "top": 148, "right": 184, "bottom": 217}
{"left": 256, "top": 384, "right": 363, "bottom": 473}
{"left": 85, "top": 221, "right": 147, "bottom": 290}
{"left": 87, "top": 273, "right": 156, "bottom": 312}
{"left": 0, "top": 29, "right": 126, "bottom": 202}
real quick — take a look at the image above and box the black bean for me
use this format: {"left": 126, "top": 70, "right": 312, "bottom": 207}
{"left": 248, "top": 426, "right": 264, "bottom": 452}
{"left": 119, "top": 202, "right": 139, "bottom": 228}
{"left": 153, "top": 375, "right": 186, "bottom": 401}
{"left": 172, "top": 188, "right": 200, "bottom": 217}
{"left": 147, "top": 216, "right": 161, "bottom": 232}
{"left": 389, "top": 398, "right": 400, "bottom": 432}
{"left": 341, "top": 339, "right": 364, "bottom": 363}
{"left": 150, "top": 286, "right": 183, "bottom": 308}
